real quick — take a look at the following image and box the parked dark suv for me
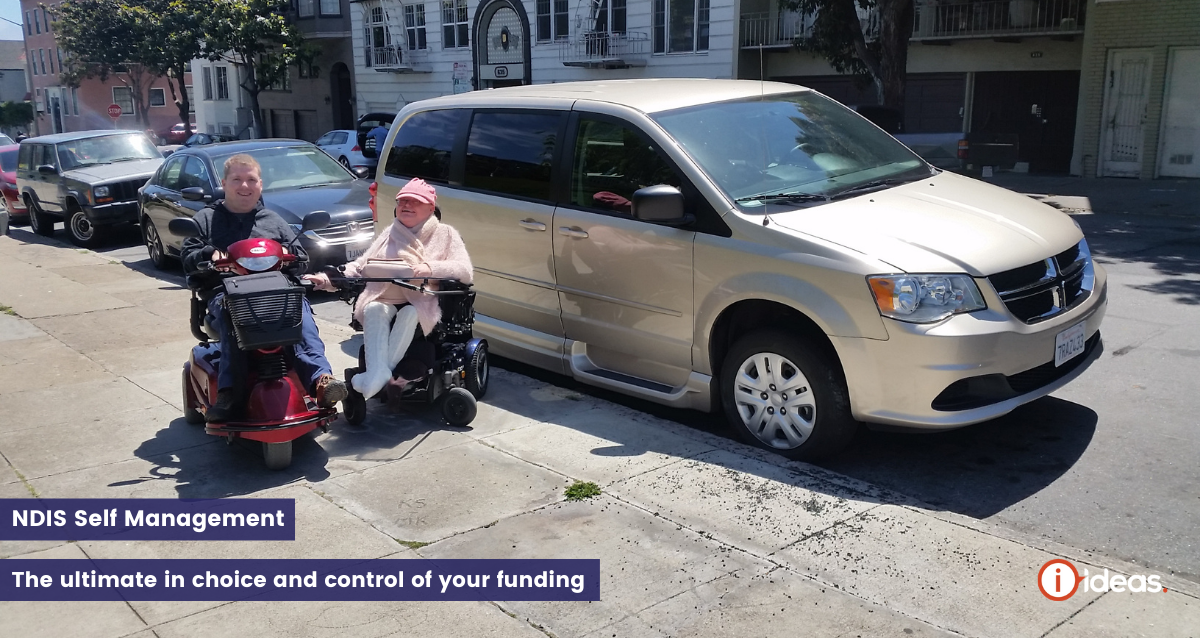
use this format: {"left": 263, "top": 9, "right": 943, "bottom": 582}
{"left": 17, "top": 130, "right": 163, "bottom": 247}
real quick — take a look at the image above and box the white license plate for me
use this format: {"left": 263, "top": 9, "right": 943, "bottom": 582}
{"left": 1054, "top": 321, "right": 1087, "bottom": 367}
{"left": 345, "top": 245, "right": 367, "bottom": 262}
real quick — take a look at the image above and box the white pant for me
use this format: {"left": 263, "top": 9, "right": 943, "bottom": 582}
{"left": 351, "top": 302, "right": 419, "bottom": 399}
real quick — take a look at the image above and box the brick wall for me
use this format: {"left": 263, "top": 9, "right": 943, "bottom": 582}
{"left": 1076, "top": 0, "right": 1200, "bottom": 178}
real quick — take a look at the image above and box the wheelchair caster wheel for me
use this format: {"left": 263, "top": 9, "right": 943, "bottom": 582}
{"left": 441, "top": 387, "right": 477, "bottom": 426}
{"left": 343, "top": 390, "right": 367, "bottom": 427}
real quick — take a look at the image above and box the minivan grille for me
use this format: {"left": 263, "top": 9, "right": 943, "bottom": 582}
{"left": 988, "top": 240, "right": 1093, "bottom": 324}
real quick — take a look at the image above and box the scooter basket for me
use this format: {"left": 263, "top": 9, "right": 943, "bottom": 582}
{"left": 222, "top": 271, "right": 305, "bottom": 350}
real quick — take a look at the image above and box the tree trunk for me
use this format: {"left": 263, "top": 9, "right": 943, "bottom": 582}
{"left": 167, "top": 64, "right": 192, "bottom": 134}
{"left": 240, "top": 63, "right": 263, "bottom": 139}
{"left": 877, "top": 0, "right": 914, "bottom": 113}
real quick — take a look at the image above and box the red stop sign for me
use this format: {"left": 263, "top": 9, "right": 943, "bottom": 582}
{"left": 107, "top": 103, "right": 122, "bottom": 119}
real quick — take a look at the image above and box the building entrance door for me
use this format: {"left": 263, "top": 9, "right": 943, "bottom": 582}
{"left": 473, "top": 0, "right": 531, "bottom": 89}
{"left": 1100, "top": 49, "right": 1153, "bottom": 178}
{"left": 330, "top": 63, "right": 354, "bottom": 130}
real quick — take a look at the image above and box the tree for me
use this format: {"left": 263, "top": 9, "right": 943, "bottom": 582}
{"left": 0, "top": 102, "right": 36, "bottom": 131}
{"left": 53, "top": 0, "right": 207, "bottom": 135}
{"left": 203, "top": 0, "right": 313, "bottom": 138}
{"left": 53, "top": 0, "right": 161, "bottom": 128}
{"left": 780, "top": 0, "right": 914, "bottom": 112}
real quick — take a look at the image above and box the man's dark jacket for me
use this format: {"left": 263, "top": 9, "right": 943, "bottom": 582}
{"left": 180, "top": 200, "right": 308, "bottom": 276}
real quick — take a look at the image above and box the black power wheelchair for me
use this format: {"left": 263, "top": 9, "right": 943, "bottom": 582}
{"left": 327, "top": 271, "right": 489, "bottom": 427}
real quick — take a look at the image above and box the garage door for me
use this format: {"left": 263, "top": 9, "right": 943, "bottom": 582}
{"left": 1159, "top": 47, "right": 1200, "bottom": 178}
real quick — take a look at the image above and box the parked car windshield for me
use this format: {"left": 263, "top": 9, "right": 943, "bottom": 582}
{"left": 56, "top": 134, "right": 161, "bottom": 170}
{"left": 0, "top": 149, "right": 17, "bottom": 172}
{"left": 213, "top": 145, "right": 354, "bottom": 191}
{"left": 651, "top": 91, "right": 933, "bottom": 206}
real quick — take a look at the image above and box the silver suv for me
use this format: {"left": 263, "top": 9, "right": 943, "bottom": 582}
{"left": 374, "top": 79, "right": 1107, "bottom": 460}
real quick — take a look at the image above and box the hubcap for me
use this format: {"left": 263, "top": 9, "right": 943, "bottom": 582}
{"left": 71, "top": 212, "right": 93, "bottom": 240}
{"left": 144, "top": 222, "right": 162, "bottom": 261}
{"left": 732, "top": 352, "right": 816, "bottom": 450}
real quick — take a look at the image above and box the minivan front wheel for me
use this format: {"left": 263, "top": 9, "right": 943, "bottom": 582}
{"left": 719, "top": 331, "right": 857, "bottom": 461}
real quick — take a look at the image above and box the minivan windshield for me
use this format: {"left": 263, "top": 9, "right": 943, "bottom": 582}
{"left": 56, "top": 134, "right": 161, "bottom": 170}
{"left": 213, "top": 145, "right": 354, "bottom": 192}
{"left": 651, "top": 91, "right": 933, "bottom": 207}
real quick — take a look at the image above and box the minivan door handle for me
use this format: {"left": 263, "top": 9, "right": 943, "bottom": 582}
{"left": 518, "top": 219, "right": 547, "bottom": 231}
{"left": 558, "top": 226, "right": 589, "bottom": 239}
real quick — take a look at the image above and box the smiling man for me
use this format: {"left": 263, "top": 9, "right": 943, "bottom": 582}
{"left": 181, "top": 154, "right": 348, "bottom": 422}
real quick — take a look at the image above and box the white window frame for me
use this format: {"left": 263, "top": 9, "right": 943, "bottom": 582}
{"left": 653, "top": 0, "right": 710, "bottom": 54}
{"left": 536, "top": 0, "right": 570, "bottom": 42}
{"left": 150, "top": 87, "right": 166, "bottom": 107}
{"left": 185, "top": 85, "right": 195, "bottom": 113}
{"left": 112, "top": 86, "right": 134, "bottom": 115}
{"left": 202, "top": 66, "right": 213, "bottom": 100}
{"left": 442, "top": 0, "right": 469, "bottom": 49}
{"left": 320, "top": 0, "right": 340, "bottom": 16}
{"left": 215, "top": 66, "right": 230, "bottom": 100}
{"left": 298, "top": 0, "right": 315, "bottom": 17}
{"left": 71, "top": 87, "right": 79, "bottom": 117}
{"left": 405, "top": 4, "right": 427, "bottom": 50}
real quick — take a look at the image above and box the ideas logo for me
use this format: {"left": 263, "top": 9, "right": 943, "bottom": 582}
{"left": 1038, "top": 559, "right": 1166, "bottom": 601}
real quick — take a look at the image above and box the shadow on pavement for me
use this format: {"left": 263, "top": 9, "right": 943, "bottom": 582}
{"left": 1077, "top": 214, "right": 1200, "bottom": 305}
{"left": 491, "top": 356, "right": 1096, "bottom": 516}
{"left": 820, "top": 397, "right": 1097, "bottom": 518}
{"left": 127, "top": 417, "right": 333, "bottom": 498}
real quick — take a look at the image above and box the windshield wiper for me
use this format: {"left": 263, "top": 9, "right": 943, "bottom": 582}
{"left": 827, "top": 176, "right": 923, "bottom": 200}
{"left": 736, "top": 192, "right": 830, "bottom": 204}
{"left": 108, "top": 157, "right": 153, "bottom": 163}
{"left": 297, "top": 181, "right": 343, "bottom": 190}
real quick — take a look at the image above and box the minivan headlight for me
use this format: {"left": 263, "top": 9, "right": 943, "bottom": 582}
{"left": 868, "top": 274, "right": 986, "bottom": 323}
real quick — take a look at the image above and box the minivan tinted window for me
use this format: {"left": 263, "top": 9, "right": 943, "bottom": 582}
{"left": 571, "top": 118, "right": 680, "bottom": 215}
{"left": 385, "top": 109, "right": 465, "bottom": 183}
{"left": 464, "top": 111, "right": 562, "bottom": 201}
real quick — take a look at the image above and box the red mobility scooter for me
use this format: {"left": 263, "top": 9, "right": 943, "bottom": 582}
{"left": 172, "top": 213, "right": 337, "bottom": 470}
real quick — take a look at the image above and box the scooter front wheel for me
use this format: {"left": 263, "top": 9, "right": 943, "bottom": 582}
{"left": 263, "top": 441, "right": 292, "bottom": 470}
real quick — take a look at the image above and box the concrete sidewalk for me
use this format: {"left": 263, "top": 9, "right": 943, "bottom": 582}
{"left": 1, "top": 232, "right": 1198, "bottom": 638}
{"left": 980, "top": 174, "right": 1200, "bottom": 218}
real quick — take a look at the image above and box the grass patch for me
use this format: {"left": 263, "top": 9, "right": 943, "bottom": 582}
{"left": 0, "top": 304, "right": 16, "bottom": 316}
{"left": 396, "top": 539, "right": 431, "bottom": 550}
{"left": 564, "top": 481, "right": 601, "bottom": 501}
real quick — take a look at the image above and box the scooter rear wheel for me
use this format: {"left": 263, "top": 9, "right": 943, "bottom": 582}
{"left": 182, "top": 368, "right": 204, "bottom": 424}
{"left": 263, "top": 441, "right": 292, "bottom": 470}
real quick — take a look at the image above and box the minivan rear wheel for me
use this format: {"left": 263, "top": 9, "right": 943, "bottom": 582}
{"left": 719, "top": 331, "right": 857, "bottom": 461}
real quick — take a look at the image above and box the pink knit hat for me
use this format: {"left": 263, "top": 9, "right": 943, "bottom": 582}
{"left": 395, "top": 178, "right": 437, "bottom": 205}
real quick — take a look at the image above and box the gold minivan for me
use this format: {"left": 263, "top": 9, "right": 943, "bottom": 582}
{"left": 374, "top": 79, "right": 1106, "bottom": 460}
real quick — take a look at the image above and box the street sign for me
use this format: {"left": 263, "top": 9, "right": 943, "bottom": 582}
{"left": 107, "top": 103, "right": 122, "bottom": 119}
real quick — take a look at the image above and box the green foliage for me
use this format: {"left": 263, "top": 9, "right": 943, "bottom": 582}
{"left": 564, "top": 481, "right": 601, "bottom": 501}
{"left": 51, "top": 0, "right": 311, "bottom": 136}
{"left": 0, "top": 102, "right": 35, "bottom": 129}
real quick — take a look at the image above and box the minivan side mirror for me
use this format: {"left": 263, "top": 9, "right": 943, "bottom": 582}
{"left": 632, "top": 185, "right": 692, "bottom": 226}
{"left": 302, "top": 211, "right": 331, "bottom": 232}
{"left": 168, "top": 216, "right": 203, "bottom": 238}
{"left": 180, "top": 187, "right": 210, "bottom": 202}
{"left": 37, "top": 164, "right": 56, "bottom": 175}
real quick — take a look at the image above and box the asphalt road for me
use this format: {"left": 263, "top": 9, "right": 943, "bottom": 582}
{"left": 76, "top": 208, "right": 1200, "bottom": 585}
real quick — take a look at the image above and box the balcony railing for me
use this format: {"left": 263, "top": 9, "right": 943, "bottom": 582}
{"left": 912, "top": 0, "right": 1085, "bottom": 40}
{"left": 560, "top": 31, "right": 650, "bottom": 69}
{"left": 740, "top": 11, "right": 879, "bottom": 48}
{"left": 365, "top": 45, "right": 430, "bottom": 72}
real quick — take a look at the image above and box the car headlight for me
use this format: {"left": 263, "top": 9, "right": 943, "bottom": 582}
{"left": 93, "top": 186, "right": 109, "bottom": 198}
{"left": 236, "top": 256, "right": 280, "bottom": 272}
{"left": 868, "top": 274, "right": 986, "bottom": 323}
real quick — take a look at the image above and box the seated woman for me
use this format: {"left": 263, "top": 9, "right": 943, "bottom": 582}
{"left": 306, "top": 178, "right": 472, "bottom": 399}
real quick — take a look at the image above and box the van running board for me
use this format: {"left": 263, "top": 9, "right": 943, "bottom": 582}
{"left": 566, "top": 341, "right": 713, "bottom": 411}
